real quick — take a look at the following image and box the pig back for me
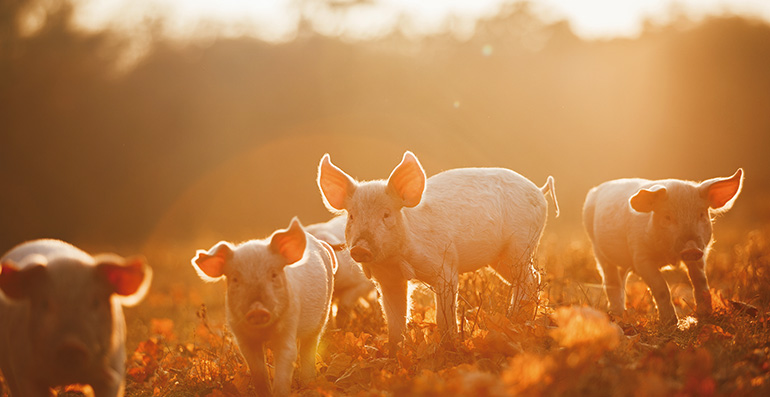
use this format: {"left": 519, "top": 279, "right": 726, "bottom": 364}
{"left": 406, "top": 168, "right": 548, "bottom": 269}
{"left": 285, "top": 238, "right": 335, "bottom": 339}
{"left": 1, "top": 239, "right": 92, "bottom": 268}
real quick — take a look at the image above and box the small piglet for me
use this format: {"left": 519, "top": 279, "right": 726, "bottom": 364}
{"left": 304, "top": 215, "right": 376, "bottom": 327}
{"left": 191, "top": 218, "right": 336, "bottom": 397}
{"left": 583, "top": 169, "right": 743, "bottom": 326}
{"left": 317, "top": 151, "right": 559, "bottom": 353}
{"left": 0, "top": 239, "right": 152, "bottom": 397}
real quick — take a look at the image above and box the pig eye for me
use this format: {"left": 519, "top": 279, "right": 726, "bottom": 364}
{"left": 231, "top": 276, "right": 240, "bottom": 284}
{"left": 664, "top": 214, "right": 672, "bottom": 222}
{"left": 383, "top": 211, "right": 391, "bottom": 220}
{"left": 271, "top": 272, "right": 278, "bottom": 281}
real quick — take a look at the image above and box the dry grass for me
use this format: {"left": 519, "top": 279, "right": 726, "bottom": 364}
{"left": 2, "top": 225, "right": 769, "bottom": 396}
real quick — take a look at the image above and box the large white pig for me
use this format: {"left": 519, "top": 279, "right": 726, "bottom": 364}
{"left": 0, "top": 239, "right": 152, "bottom": 397}
{"left": 191, "top": 218, "right": 336, "bottom": 397}
{"left": 304, "top": 215, "right": 376, "bottom": 328}
{"left": 316, "top": 151, "right": 559, "bottom": 353}
{"left": 583, "top": 169, "right": 743, "bottom": 326}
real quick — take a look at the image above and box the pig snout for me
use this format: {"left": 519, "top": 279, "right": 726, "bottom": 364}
{"left": 680, "top": 241, "right": 704, "bottom": 262}
{"left": 55, "top": 336, "right": 91, "bottom": 368}
{"left": 246, "top": 306, "right": 271, "bottom": 326}
{"left": 349, "top": 245, "right": 373, "bottom": 263}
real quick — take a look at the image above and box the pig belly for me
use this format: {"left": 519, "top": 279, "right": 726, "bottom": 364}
{"left": 455, "top": 239, "right": 511, "bottom": 274}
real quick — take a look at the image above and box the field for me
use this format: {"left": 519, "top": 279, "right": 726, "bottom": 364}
{"left": 2, "top": 224, "right": 769, "bottom": 397}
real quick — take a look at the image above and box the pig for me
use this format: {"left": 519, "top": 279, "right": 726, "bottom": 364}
{"left": 582, "top": 169, "right": 743, "bottom": 326}
{"left": 316, "top": 151, "right": 559, "bottom": 353}
{"left": 304, "top": 215, "right": 376, "bottom": 328}
{"left": 0, "top": 239, "right": 152, "bottom": 397}
{"left": 191, "top": 217, "right": 336, "bottom": 397}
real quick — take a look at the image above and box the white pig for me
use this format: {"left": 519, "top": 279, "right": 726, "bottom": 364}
{"left": 317, "top": 151, "right": 559, "bottom": 353}
{"left": 191, "top": 218, "right": 336, "bottom": 397}
{"left": 582, "top": 169, "right": 743, "bottom": 326}
{"left": 0, "top": 239, "right": 152, "bottom": 397}
{"left": 304, "top": 215, "right": 376, "bottom": 328}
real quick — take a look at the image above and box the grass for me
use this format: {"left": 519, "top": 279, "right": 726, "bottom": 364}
{"left": 2, "top": 225, "right": 769, "bottom": 396}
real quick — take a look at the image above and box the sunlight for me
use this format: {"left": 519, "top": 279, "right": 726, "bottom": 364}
{"left": 10, "top": 0, "right": 760, "bottom": 72}
{"left": 61, "top": 0, "right": 770, "bottom": 42}
{"left": 678, "top": 315, "right": 699, "bottom": 331}
{"left": 540, "top": 0, "right": 770, "bottom": 38}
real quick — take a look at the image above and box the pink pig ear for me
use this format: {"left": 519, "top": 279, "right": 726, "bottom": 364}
{"left": 270, "top": 217, "right": 307, "bottom": 265}
{"left": 191, "top": 241, "right": 233, "bottom": 282}
{"left": 318, "top": 154, "right": 357, "bottom": 212}
{"left": 0, "top": 261, "right": 47, "bottom": 300}
{"left": 700, "top": 168, "right": 743, "bottom": 211}
{"left": 95, "top": 255, "right": 152, "bottom": 307}
{"left": 387, "top": 151, "right": 426, "bottom": 208}
{"left": 629, "top": 185, "right": 667, "bottom": 213}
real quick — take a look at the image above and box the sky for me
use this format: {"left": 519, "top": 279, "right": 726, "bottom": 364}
{"left": 18, "top": 0, "right": 770, "bottom": 42}
{"left": 14, "top": 0, "right": 770, "bottom": 73}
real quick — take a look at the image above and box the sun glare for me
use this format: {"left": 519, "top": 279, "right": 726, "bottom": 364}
{"left": 58, "top": 0, "right": 770, "bottom": 43}
{"left": 540, "top": 0, "right": 770, "bottom": 38}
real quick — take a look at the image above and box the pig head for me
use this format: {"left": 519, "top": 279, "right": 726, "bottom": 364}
{"left": 0, "top": 239, "right": 152, "bottom": 396}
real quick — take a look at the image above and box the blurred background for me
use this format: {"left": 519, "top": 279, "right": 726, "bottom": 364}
{"left": 1, "top": 0, "right": 769, "bottom": 259}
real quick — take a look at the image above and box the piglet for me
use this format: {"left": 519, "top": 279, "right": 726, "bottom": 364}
{"left": 0, "top": 239, "right": 152, "bottom": 397}
{"left": 583, "top": 169, "right": 743, "bottom": 326}
{"left": 317, "top": 151, "right": 559, "bottom": 354}
{"left": 191, "top": 217, "right": 336, "bottom": 397}
{"left": 304, "top": 215, "right": 376, "bottom": 328}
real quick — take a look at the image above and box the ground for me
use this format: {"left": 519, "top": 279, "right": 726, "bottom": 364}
{"left": 1, "top": 225, "right": 769, "bottom": 396}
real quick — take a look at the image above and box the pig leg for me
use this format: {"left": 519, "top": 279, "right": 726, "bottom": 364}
{"left": 492, "top": 253, "right": 539, "bottom": 319}
{"left": 377, "top": 278, "right": 408, "bottom": 356}
{"left": 90, "top": 376, "right": 123, "bottom": 397}
{"left": 240, "top": 343, "right": 271, "bottom": 397}
{"left": 297, "top": 334, "right": 320, "bottom": 384}
{"left": 595, "top": 250, "right": 627, "bottom": 316}
{"left": 633, "top": 260, "right": 677, "bottom": 326}
{"left": 433, "top": 272, "right": 459, "bottom": 343}
{"left": 90, "top": 361, "right": 124, "bottom": 397}
{"left": 271, "top": 336, "right": 299, "bottom": 397}
{"left": 685, "top": 260, "right": 713, "bottom": 317}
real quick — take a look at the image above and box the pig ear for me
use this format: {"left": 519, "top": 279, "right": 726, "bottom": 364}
{"left": 191, "top": 241, "right": 233, "bottom": 282}
{"left": 700, "top": 168, "right": 743, "bottom": 211}
{"left": 629, "top": 185, "right": 667, "bottom": 213}
{"left": 270, "top": 217, "right": 307, "bottom": 265}
{"left": 95, "top": 255, "right": 153, "bottom": 307}
{"left": 386, "top": 151, "right": 426, "bottom": 208}
{"left": 318, "top": 154, "right": 357, "bottom": 212}
{"left": 0, "top": 261, "right": 48, "bottom": 300}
